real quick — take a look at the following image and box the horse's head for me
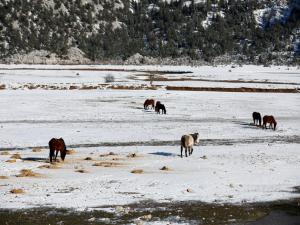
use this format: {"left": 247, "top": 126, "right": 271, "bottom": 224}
{"left": 61, "top": 150, "right": 66, "bottom": 161}
{"left": 193, "top": 133, "right": 199, "bottom": 144}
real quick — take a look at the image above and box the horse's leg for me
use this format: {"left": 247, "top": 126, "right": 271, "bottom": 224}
{"left": 181, "top": 146, "right": 183, "bottom": 158}
{"left": 191, "top": 147, "right": 193, "bottom": 155}
{"left": 55, "top": 150, "right": 59, "bottom": 161}
{"left": 49, "top": 150, "right": 53, "bottom": 163}
{"left": 185, "top": 147, "right": 188, "bottom": 157}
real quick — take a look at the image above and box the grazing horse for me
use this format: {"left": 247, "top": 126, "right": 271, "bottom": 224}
{"left": 49, "top": 138, "right": 67, "bottom": 163}
{"left": 144, "top": 99, "right": 155, "bottom": 110}
{"left": 262, "top": 115, "right": 277, "bottom": 130}
{"left": 181, "top": 133, "right": 199, "bottom": 158}
{"left": 155, "top": 102, "right": 166, "bottom": 114}
{"left": 252, "top": 112, "right": 262, "bottom": 126}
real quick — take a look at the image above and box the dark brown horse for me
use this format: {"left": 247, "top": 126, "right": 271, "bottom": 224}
{"left": 252, "top": 112, "right": 261, "bottom": 126}
{"left": 49, "top": 138, "right": 67, "bottom": 163}
{"left": 144, "top": 99, "right": 155, "bottom": 110}
{"left": 155, "top": 101, "right": 166, "bottom": 114}
{"left": 262, "top": 115, "right": 277, "bottom": 130}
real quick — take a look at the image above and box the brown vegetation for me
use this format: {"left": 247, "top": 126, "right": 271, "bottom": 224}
{"left": 6, "top": 159, "right": 16, "bottom": 163}
{"left": 0, "top": 151, "right": 10, "bottom": 155}
{"left": 0, "top": 175, "right": 9, "bottom": 179}
{"left": 16, "top": 169, "right": 41, "bottom": 177}
{"left": 10, "top": 188, "right": 25, "bottom": 194}
{"left": 32, "top": 147, "right": 42, "bottom": 152}
{"left": 10, "top": 153, "right": 21, "bottom": 159}
{"left": 93, "top": 161, "right": 122, "bottom": 167}
{"left": 38, "top": 164, "right": 60, "bottom": 169}
{"left": 131, "top": 169, "right": 144, "bottom": 174}
{"left": 66, "top": 149, "right": 76, "bottom": 155}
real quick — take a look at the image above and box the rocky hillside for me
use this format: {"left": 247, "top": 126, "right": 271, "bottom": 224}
{"left": 0, "top": 0, "right": 299, "bottom": 64}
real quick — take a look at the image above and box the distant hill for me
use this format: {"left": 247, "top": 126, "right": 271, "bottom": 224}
{"left": 0, "top": 0, "right": 299, "bottom": 64}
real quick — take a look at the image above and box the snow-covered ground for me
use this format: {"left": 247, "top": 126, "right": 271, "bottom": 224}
{"left": 0, "top": 65, "right": 299, "bottom": 210}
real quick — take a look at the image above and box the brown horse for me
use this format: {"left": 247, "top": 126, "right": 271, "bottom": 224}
{"left": 49, "top": 138, "right": 67, "bottom": 163}
{"left": 252, "top": 112, "right": 261, "bottom": 126}
{"left": 262, "top": 115, "right": 277, "bottom": 130}
{"left": 144, "top": 99, "right": 155, "bottom": 110}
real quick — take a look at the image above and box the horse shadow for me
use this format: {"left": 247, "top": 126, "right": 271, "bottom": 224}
{"left": 149, "top": 152, "right": 177, "bottom": 157}
{"left": 233, "top": 121, "right": 261, "bottom": 130}
{"left": 22, "top": 157, "right": 49, "bottom": 163}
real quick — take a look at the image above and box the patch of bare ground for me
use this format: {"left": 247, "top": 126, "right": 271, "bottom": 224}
{"left": 10, "top": 188, "right": 25, "bottom": 194}
{"left": 75, "top": 169, "right": 89, "bottom": 173}
{"left": 0, "top": 175, "right": 9, "bottom": 179}
{"left": 10, "top": 153, "right": 21, "bottom": 159}
{"left": 166, "top": 86, "right": 299, "bottom": 93}
{"left": 0, "top": 151, "right": 9, "bottom": 155}
{"left": 16, "top": 169, "right": 42, "bottom": 178}
{"left": 131, "top": 169, "right": 144, "bottom": 174}
{"left": 160, "top": 166, "right": 171, "bottom": 171}
{"left": 127, "top": 153, "right": 138, "bottom": 158}
{"left": 32, "top": 147, "right": 42, "bottom": 152}
{"left": 84, "top": 157, "right": 92, "bottom": 160}
{"left": 6, "top": 159, "right": 16, "bottom": 163}
{"left": 38, "top": 164, "right": 61, "bottom": 169}
{"left": 66, "top": 149, "right": 76, "bottom": 155}
{"left": 93, "top": 161, "right": 122, "bottom": 167}
{"left": 99, "top": 152, "right": 117, "bottom": 157}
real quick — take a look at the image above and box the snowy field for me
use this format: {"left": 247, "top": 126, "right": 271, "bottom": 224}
{"left": 0, "top": 65, "right": 299, "bottom": 210}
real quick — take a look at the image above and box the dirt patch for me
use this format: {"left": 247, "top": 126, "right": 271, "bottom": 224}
{"left": 10, "top": 189, "right": 25, "bottom": 194}
{"left": 38, "top": 164, "right": 61, "bottom": 169}
{"left": 75, "top": 169, "right": 89, "bottom": 173}
{"left": 160, "top": 166, "right": 171, "bottom": 171}
{"left": 10, "top": 154, "right": 21, "bottom": 159}
{"left": 84, "top": 157, "right": 92, "bottom": 160}
{"left": 99, "top": 152, "right": 117, "bottom": 157}
{"left": 16, "top": 169, "right": 41, "bottom": 178}
{"left": 127, "top": 153, "right": 138, "bottom": 158}
{"left": 66, "top": 149, "right": 76, "bottom": 155}
{"left": 131, "top": 169, "right": 144, "bottom": 174}
{"left": 0, "top": 151, "right": 10, "bottom": 155}
{"left": 32, "top": 148, "right": 42, "bottom": 152}
{"left": 93, "top": 161, "right": 122, "bottom": 167}
{"left": 6, "top": 159, "right": 16, "bottom": 163}
{"left": 0, "top": 176, "right": 9, "bottom": 179}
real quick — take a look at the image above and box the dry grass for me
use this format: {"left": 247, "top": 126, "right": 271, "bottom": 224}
{"left": 38, "top": 164, "right": 60, "bottom": 169}
{"left": 66, "top": 149, "right": 76, "bottom": 155}
{"left": 0, "top": 151, "right": 10, "bottom": 155}
{"left": 131, "top": 169, "right": 144, "bottom": 174}
{"left": 127, "top": 153, "right": 138, "bottom": 158}
{"left": 92, "top": 161, "right": 122, "bottom": 167}
{"left": 32, "top": 147, "right": 42, "bottom": 152}
{"left": 99, "top": 152, "right": 117, "bottom": 157}
{"left": 10, "top": 188, "right": 25, "bottom": 194}
{"left": 6, "top": 159, "right": 16, "bottom": 163}
{"left": 10, "top": 153, "right": 21, "bottom": 159}
{"left": 16, "top": 169, "right": 41, "bottom": 177}
{"left": 0, "top": 175, "right": 9, "bottom": 179}
{"left": 160, "top": 166, "right": 171, "bottom": 171}
{"left": 75, "top": 169, "right": 89, "bottom": 173}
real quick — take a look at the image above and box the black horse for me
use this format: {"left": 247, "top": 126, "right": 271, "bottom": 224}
{"left": 155, "top": 102, "right": 166, "bottom": 114}
{"left": 252, "top": 112, "right": 261, "bottom": 126}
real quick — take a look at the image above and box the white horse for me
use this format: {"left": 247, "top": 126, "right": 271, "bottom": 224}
{"left": 180, "top": 133, "right": 199, "bottom": 157}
